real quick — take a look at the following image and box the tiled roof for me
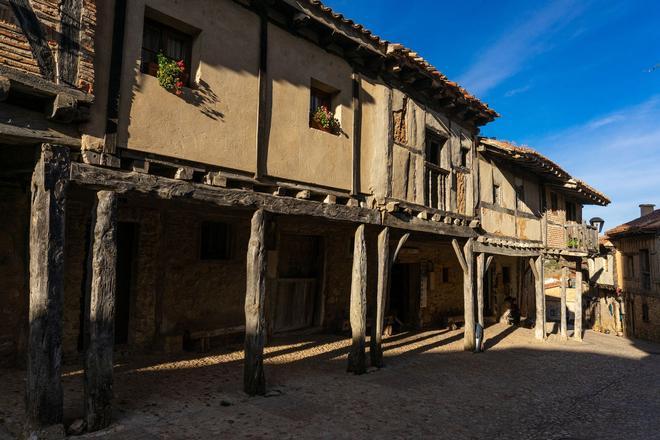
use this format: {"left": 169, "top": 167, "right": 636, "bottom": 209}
{"left": 479, "top": 138, "right": 610, "bottom": 206}
{"left": 606, "top": 209, "right": 660, "bottom": 237}
{"left": 303, "top": 0, "right": 498, "bottom": 122}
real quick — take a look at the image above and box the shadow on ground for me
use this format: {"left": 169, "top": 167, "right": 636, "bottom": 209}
{"left": 1, "top": 325, "right": 659, "bottom": 439}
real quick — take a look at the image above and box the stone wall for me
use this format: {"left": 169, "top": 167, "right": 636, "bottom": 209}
{"left": 0, "top": 0, "right": 95, "bottom": 91}
{"left": 630, "top": 293, "right": 660, "bottom": 343}
{"left": 0, "top": 184, "right": 29, "bottom": 366}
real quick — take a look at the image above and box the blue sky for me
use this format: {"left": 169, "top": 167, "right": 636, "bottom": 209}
{"left": 324, "top": 0, "right": 660, "bottom": 230}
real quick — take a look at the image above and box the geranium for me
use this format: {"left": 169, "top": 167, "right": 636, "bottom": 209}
{"left": 156, "top": 52, "right": 186, "bottom": 95}
{"left": 312, "top": 105, "right": 340, "bottom": 133}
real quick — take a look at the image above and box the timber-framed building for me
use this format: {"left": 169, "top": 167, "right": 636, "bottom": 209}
{"left": 0, "top": 0, "right": 609, "bottom": 437}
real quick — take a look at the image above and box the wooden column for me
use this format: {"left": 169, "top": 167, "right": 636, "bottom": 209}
{"left": 244, "top": 209, "right": 268, "bottom": 395}
{"left": 453, "top": 238, "right": 475, "bottom": 351}
{"left": 84, "top": 191, "right": 118, "bottom": 431}
{"left": 26, "top": 144, "right": 69, "bottom": 438}
{"left": 560, "top": 265, "right": 568, "bottom": 341}
{"left": 574, "top": 262, "right": 583, "bottom": 341}
{"left": 347, "top": 224, "right": 367, "bottom": 374}
{"left": 530, "top": 255, "right": 545, "bottom": 341}
{"left": 370, "top": 227, "right": 389, "bottom": 368}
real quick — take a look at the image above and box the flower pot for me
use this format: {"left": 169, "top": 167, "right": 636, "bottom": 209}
{"left": 147, "top": 62, "right": 158, "bottom": 77}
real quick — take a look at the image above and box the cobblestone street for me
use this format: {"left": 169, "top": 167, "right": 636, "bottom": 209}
{"left": 2, "top": 325, "right": 659, "bottom": 439}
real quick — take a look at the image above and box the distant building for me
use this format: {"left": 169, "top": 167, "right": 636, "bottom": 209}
{"left": 606, "top": 204, "right": 660, "bottom": 342}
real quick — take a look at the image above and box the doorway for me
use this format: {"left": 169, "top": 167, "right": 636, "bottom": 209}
{"left": 389, "top": 263, "right": 421, "bottom": 329}
{"left": 272, "top": 234, "right": 323, "bottom": 333}
{"left": 115, "top": 222, "right": 139, "bottom": 345}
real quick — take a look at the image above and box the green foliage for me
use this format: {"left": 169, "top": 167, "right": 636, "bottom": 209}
{"left": 567, "top": 238, "right": 580, "bottom": 248}
{"left": 156, "top": 52, "right": 185, "bottom": 95}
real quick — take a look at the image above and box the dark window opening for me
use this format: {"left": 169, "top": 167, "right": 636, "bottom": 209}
{"left": 565, "top": 201, "right": 577, "bottom": 222}
{"left": 641, "top": 249, "right": 651, "bottom": 290}
{"left": 502, "top": 266, "right": 511, "bottom": 284}
{"left": 442, "top": 267, "right": 450, "bottom": 283}
{"left": 493, "top": 184, "right": 501, "bottom": 206}
{"left": 460, "top": 148, "right": 469, "bottom": 167}
{"left": 642, "top": 303, "right": 650, "bottom": 322}
{"left": 516, "top": 184, "right": 525, "bottom": 210}
{"left": 425, "top": 131, "right": 447, "bottom": 167}
{"left": 141, "top": 18, "right": 193, "bottom": 85}
{"left": 550, "top": 192, "right": 558, "bottom": 211}
{"left": 309, "top": 79, "right": 339, "bottom": 132}
{"left": 626, "top": 255, "right": 634, "bottom": 278}
{"left": 200, "top": 221, "right": 231, "bottom": 260}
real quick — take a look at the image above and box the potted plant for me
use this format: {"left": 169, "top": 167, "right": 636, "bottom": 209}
{"left": 567, "top": 238, "right": 580, "bottom": 249}
{"left": 311, "top": 105, "right": 340, "bottom": 134}
{"left": 156, "top": 52, "right": 186, "bottom": 96}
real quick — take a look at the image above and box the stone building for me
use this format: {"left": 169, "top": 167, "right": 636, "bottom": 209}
{"left": 606, "top": 204, "right": 660, "bottom": 343}
{"left": 0, "top": 0, "right": 608, "bottom": 437}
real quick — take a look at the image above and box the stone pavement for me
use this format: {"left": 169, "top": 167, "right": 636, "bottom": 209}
{"left": 1, "top": 324, "right": 659, "bottom": 439}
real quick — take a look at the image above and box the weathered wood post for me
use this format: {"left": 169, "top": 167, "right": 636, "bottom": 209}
{"left": 574, "top": 261, "right": 583, "bottom": 341}
{"left": 348, "top": 224, "right": 367, "bottom": 374}
{"left": 84, "top": 191, "right": 118, "bottom": 431}
{"left": 476, "top": 253, "right": 485, "bottom": 329}
{"left": 530, "top": 255, "right": 545, "bottom": 340}
{"left": 244, "top": 209, "right": 268, "bottom": 395}
{"left": 560, "top": 265, "right": 568, "bottom": 341}
{"left": 370, "top": 227, "right": 389, "bottom": 368}
{"left": 25, "top": 144, "right": 69, "bottom": 438}
{"left": 452, "top": 238, "right": 475, "bottom": 351}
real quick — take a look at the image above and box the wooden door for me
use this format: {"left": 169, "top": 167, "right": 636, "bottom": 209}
{"left": 273, "top": 235, "right": 322, "bottom": 333}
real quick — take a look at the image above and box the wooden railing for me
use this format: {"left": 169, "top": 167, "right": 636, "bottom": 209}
{"left": 565, "top": 223, "right": 599, "bottom": 253}
{"left": 424, "top": 165, "right": 448, "bottom": 211}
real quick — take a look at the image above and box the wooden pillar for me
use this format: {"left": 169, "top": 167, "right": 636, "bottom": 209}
{"left": 370, "top": 227, "right": 389, "bottom": 368}
{"left": 476, "top": 253, "right": 485, "bottom": 328}
{"left": 574, "top": 262, "right": 583, "bottom": 341}
{"left": 25, "top": 144, "right": 69, "bottom": 438}
{"left": 347, "top": 224, "right": 367, "bottom": 374}
{"left": 84, "top": 191, "right": 118, "bottom": 431}
{"left": 452, "top": 238, "right": 475, "bottom": 351}
{"left": 560, "top": 265, "right": 568, "bottom": 341}
{"left": 244, "top": 209, "right": 268, "bottom": 395}
{"left": 530, "top": 255, "right": 545, "bottom": 340}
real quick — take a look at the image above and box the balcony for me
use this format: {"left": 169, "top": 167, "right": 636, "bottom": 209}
{"left": 564, "top": 223, "right": 599, "bottom": 254}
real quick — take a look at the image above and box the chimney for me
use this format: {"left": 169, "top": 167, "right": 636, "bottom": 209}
{"left": 640, "top": 204, "right": 655, "bottom": 217}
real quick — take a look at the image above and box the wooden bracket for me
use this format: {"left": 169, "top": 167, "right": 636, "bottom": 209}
{"left": 452, "top": 239, "right": 468, "bottom": 274}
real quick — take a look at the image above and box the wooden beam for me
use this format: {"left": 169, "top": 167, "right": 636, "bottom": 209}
{"left": 59, "top": 0, "right": 82, "bottom": 86}
{"left": 347, "top": 224, "right": 367, "bottom": 374}
{"left": 69, "top": 163, "right": 380, "bottom": 225}
{"left": 370, "top": 227, "right": 389, "bottom": 368}
{"left": 462, "top": 238, "right": 475, "bottom": 351}
{"left": 392, "top": 233, "right": 410, "bottom": 263}
{"left": 451, "top": 239, "right": 468, "bottom": 273}
{"left": 9, "top": 0, "right": 56, "bottom": 81}
{"left": 0, "top": 75, "right": 10, "bottom": 101}
{"left": 530, "top": 256, "right": 545, "bottom": 341}
{"left": 351, "top": 71, "right": 361, "bottom": 195}
{"left": 84, "top": 191, "right": 117, "bottom": 431}
{"left": 255, "top": 7, "right": 269, "bottom": 179}
{"left": 574, "top": 263, "right": 583, "bottom": 341}
{"left": 476, "top": 252, "right": 485, "bottom": 329}
{"left": 560, "top": 266, "right": 568, "bottom": 341}
{"left": 26, "top": 144, "right": 69, "bottom": 438}
{"left": 485, "top": 255, "right": 494, "bottom": 272}
{"left": 244, "top": 209, "right": 268, "bottom": 395}
{"left": 473, "top": 241, "right": 541, "bottom": 257}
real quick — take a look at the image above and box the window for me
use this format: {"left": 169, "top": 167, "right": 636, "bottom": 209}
{"left": 442, "top": 267, "right": 450, "bottom": 283}
{"left": 310, "top": 87, "right": 332, "bottom": 116}
{"left": 502, "top": 266, "right": 511, "bottom": 284}
{"left": 626, "top": 255, "right": 635, "bottom": 279}
{"left": 141, "top": 18, "right": 193, "bottom": 85}
{"left": 642, "top": 303, "right": 650, "bottom": 323}
{"left": 425, "top": 130, "right": 446, "bottom": 167}
{"left": 515, "top": 184, "right": 525, "bottom": 210}
{"left": 493, "top": 184, "right": 501, "bottom": 206}
{"left": 565, "top": 201, "right": 577, "bottom": 222}
{"left": 424, "top": 130, "right": 448, "bottom": 210}
{"left": 550, "top": 192, "right": 558, "bottom": 211}
{"left": 200, "top": 221, "right": 231, "bottom": 260}
{"left": 641, "top": 249, "right": 651, "bottom": 290}
{"left": 460, "top": 148, "right": 469, "bottom": 167}
{"left": 309, "top": 79, "right": 340, "bottom": 133}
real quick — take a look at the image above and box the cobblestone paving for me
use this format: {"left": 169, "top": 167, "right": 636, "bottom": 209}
{"left": 1, "top": 325, "right": 659, "bottom": 439}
